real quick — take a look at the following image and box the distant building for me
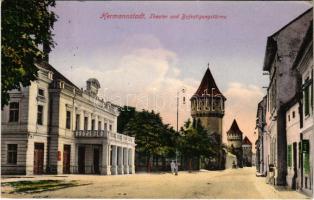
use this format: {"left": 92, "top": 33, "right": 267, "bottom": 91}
{"left": 255, "top": 96, "right": 268, "bottom": 176}
{"left": 227, "top": 119, "right": 243, "bottom": 168}
{"left": 1, "top": 62, "right": 136, "bottom": 175}
{"left": 242, "top": 136, "right": 253, "bottom": 167}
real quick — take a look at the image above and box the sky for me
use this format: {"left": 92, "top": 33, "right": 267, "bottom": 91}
{"left": 49, "top": 1, "right": 312, "bottom": 149}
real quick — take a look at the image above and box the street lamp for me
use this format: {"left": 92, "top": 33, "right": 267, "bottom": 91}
{"left": 175, "top": 88, "right": 186, "bottom": 175}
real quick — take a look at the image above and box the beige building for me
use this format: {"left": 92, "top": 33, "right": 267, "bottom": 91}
{"left": 262, "top": 8, "right": 312, "bottom": 186}
{"left": 291, "top": 21, "right": 313, "bottom": 196}
{"left": 242, "top": 136, "right": 252, "bottom": 167}
{"left": 1, "top": 61, "right": 136, "bottom": 175}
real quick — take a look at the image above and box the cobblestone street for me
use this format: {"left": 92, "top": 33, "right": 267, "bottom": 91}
{"left": 1, "top": 167, "right": 309, "bottom": 199}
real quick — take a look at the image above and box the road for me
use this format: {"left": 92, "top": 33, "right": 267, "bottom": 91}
{"left": 1, "top": 167, "right": 309, "bottom": 199}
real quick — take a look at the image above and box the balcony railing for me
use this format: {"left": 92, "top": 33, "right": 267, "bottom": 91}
{"left": 74, "top": 130, "right": 135, "bottom": 144}
{"left": 74, "top": 130, "right": 107, "bottom": 138}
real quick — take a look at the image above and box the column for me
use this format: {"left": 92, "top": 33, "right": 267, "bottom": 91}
{"left": 111, "top": 145, "right": 118, "bottom": 175}
{"left": 123, "top": 148, "right": 129, "bottom": 174}
{"left": 118, "top": 146, "right": 124, "bottom": 174}
{"left": 129, "top": 148, "right": 135, "bottom": 174}
{"left": 101, "top": 143, "right": 110, "bottom": 175}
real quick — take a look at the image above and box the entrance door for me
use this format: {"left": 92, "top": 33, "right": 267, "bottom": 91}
{"left": 292, "top": 142, "right": 298, "bottom": 189}
{"left": 63, "top": 145, "right": 71, "bottom": 174}
{"left": 34, "top": 143, "right": 44, "bottom": 175}
{"left": 78, "top": 146, "right": 85, "bottom": 174}
{"left": 93, "top": 148, "right": 100, "bottom": 174}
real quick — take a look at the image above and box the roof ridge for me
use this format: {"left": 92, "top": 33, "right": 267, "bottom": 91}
{"left": 227, "top": 119, "right": 243, "bottom": 135}
{"left": 193, "top": 67, "right": 225, "bottom": 98}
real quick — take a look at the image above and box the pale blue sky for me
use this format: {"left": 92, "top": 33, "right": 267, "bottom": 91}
{"left": 50, "top": 1, "right": 312, "bottom": 145}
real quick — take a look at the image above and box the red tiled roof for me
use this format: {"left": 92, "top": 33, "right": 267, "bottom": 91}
{"left": 193, "top": 68, "right": 225, "bottom": 99}
{"left": 243, "top": 136, "right": 252, "bottom": 145}
{"left": 227, "top": 119, "right": 243, "bottom": 135}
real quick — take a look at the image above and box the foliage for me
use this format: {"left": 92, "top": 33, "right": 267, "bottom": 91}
{"left": 179, "top": 119, "right": 212, "bottom": 160}
{"left": 1, "top": 0, "right": 57, "bottom": 108}
{"left": 124, "top": 110, "right": 177, "bottom": 159}
{"left": 179, "top": 118, "right": 224, "bottom": 170}
{"left": 117, "top": 106, "right": 136, "bottom": 133}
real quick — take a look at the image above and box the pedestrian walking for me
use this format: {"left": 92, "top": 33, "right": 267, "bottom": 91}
{"left": 170, "top": 160, "right": 175, "bottom": 174}
{"left": 175, "top": 162, "right": 178, "bottom": 176}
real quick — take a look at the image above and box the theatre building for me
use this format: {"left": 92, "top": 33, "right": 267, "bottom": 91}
{"left": 1, "top": 62, "right": 136, "bottom": 175}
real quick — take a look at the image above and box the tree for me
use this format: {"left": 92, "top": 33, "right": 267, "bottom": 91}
{"left": 123, "top": 110, "right": 177, "bottom": 172}
{"left": 117, "top": 106, "right": 136, "bottom": 133}
{"left": 1, "top": 0, "right": 57, "bottom": 108}
{"left": 179, "top": 119, "right": 212, "bottom": 171}
{"left": 178, "top": 118, "right": 228, "bottom": 171}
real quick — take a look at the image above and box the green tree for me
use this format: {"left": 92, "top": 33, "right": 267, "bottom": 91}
{"left": 180, "top": 120, "right": 222, "bottom": 170}
{"left": 117, "top": 106, "right": 136, "bottom": 133}
{"left": 123, "top": 110, "right": 177, "bottom": 172}
{"left": 1, "top": 0, "right": 57, "bottom": 108}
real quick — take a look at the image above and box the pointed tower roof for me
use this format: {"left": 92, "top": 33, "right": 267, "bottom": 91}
{"left": 243, "top": 136, "right": 252, "bottom": 145}
{"left": 193, "top": 67, "right": 225, "bottom": 99}
{"left": 227, "top": 119, "right": 243, "bottom": 135}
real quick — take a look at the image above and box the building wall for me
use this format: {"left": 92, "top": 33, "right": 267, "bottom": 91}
{"left": 286, "top": 103, "right": 300, "bottom": 189}
{"left": 264, "top": 10, "right": 312, "bottom": 186}
{"left": 1, "top": 67, "right": 52, "bottom": 175}
{"left": 242, "top": 144, "right": 252, "bottom": 166}
{"left": 298, "top": 41, "right": 313, "bottom": 196}
{"left": 191, "top": 97, "right": 224, "bottom": 135}
{"left": 1, "top": 63, "right": 132, "bottom": 175}
{"left": 227, "top": 135, "right": 242, "bottom": 149}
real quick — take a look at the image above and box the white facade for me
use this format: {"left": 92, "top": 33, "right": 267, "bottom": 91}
{"left": 296, "top": 36, "right": 313, "bottom": 196}
{"left": 1, "top": 62, "right": 136, "bottom": 175}
{"left": 262, "top": 9, "right": 312, "bottom": 186}
{"left": 285, "top": 102, "right": 301, "bottom": 189}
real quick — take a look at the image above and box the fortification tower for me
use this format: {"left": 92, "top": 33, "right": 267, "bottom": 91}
{"left": 190, "top": 66, "right": 226, "bottom": 136}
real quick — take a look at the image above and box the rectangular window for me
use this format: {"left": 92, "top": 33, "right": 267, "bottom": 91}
{"left": 109, "top": 124, "right": 112, "bottom": 131}
{"left": 104, "top": 122, "right": 107, "bottom": 130}
{"left": 75, "top": 114, "right": 80, "bottom": 130}
{"left": 66, "top": 111, "right": 71, "bottom": 129}
{"left": 84, "top": 117, "right": 88, "bottom": 130}
{"left": 299, "top": 142, "right": 302, "bottom": 169}
{"left": 302, "top": 140, "right": 310, "bottom": 175}
{"left": 91, "top": 119, "right": 95, "bottom": 130}
{"left": 37, "top": 105, "right": 43, "bottom": 125}
{"left": 304, "top": 84, "right": 310, "bottom": 116}
{"left": 98, "top": 121, "right": 101, "bottom": 130}
{"left": 292, "top": 111, "right": 295, "bottom": 118}
{"left": 7, "top": 144, "right": 17, "bottom": 164}
{"left": 38, "top": 88, "right": 44, "bottom": 97}
{"left": 9, "top": 102, "right": 19, "bottom": 122}
{"left": 287, "top": 145, "right": 292, "bottom": 167}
